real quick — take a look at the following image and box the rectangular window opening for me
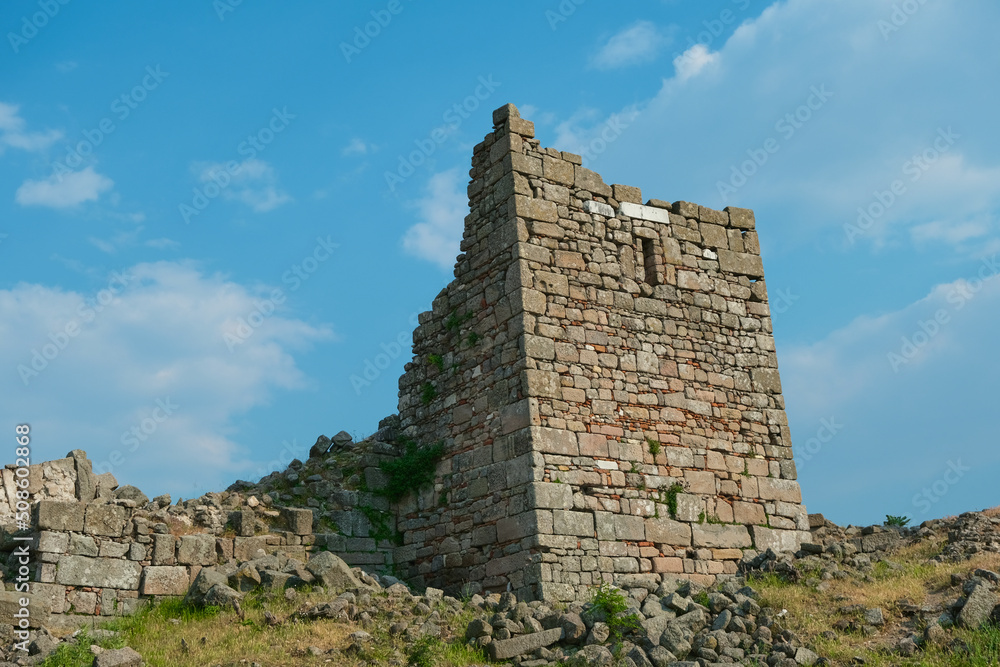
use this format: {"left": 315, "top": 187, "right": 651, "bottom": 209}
{"left": 641, "top": 238, "right": 659, "bottom": 286}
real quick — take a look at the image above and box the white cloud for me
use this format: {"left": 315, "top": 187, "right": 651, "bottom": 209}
{"left": 573, "top": 0, "right": 1000, "bottom": 256}
{"left": 672, "top": 44, "right": 720, "bottom": 82}
{"left": 55, "top": 61, "right": 78, "bottom": 73}
{"left": 0, "top": 102, "right": 63, "bottom": 153}
{"left": 911, "top": 219, "right": 990, "bottom": 246}
{"left": 341, "top": 138, "right": 370, "bottom": 156}
{"left": 591, "top": 21, "right": 667, "bottom": 70}
{"left": 402, "top": 169, "right": 467, "bottom": 269}
{"left": 781, "top": 262, "right": 1000, "bottom": 521}
{"left": 194, "top": 159, "right": 291, "bottom": 213}
{"left": 0, "top": 261, "right": 334, "bottom": 494}
{"left": 15, "top": 166, "right": 113, "bottom": 208}
{"left": 551, "top": 105, "right": 642, "bottom": 167}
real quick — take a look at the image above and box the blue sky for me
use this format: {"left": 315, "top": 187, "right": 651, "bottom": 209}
{"left": 2, "top": 0, "right": 998, "bottom": 525}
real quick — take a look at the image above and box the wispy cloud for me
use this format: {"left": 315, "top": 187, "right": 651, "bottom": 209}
{"left": 0, "top": 261, "right": 334, "bottom": 493}
{"left": 672, "top": 44, "right": 720, "bottom": 82}
{"left": 402, "top": 168, "right": 466, "bottom": 270}
{"left": 15, "top": 166, "right": 114, "bottom": 208}
{"left": 911, "top": 219, "right": 990, "bottom": 246}
{"left": 590, "top": 21, "right": 668, "bottom": 70}
{"left": 0, "top": 102, "right": 63, "bottom": 153}
{"left": 341, "top": 138, "right": 371, "bottom": 156}
{"left": 193, "top": 159, "right": 291, "bottom": 213}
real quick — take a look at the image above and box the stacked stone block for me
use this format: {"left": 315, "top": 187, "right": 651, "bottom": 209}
{"left": 395, "top": 104, "right": 808, "bottom": 601}
{"left": 2, "top": 497, "right": 314, "bottom": 624}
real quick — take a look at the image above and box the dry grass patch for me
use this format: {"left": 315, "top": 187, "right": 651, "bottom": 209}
{"left": 751, "top": 541, "right": 1000, "bottom": 666}
{"left": 44, "top": 589, "right": 487, "bottom": 667}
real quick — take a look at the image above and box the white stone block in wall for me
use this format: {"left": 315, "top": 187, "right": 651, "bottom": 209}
{"left": 618, "top": 202, "right": 671, "bottom": 224}
{"left": 583, "top": 200, "right": 615, "bottom": 217}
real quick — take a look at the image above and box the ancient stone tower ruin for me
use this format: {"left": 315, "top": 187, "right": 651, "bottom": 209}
{"left": 394, "top": 103, "right": 808, "bottom": 601}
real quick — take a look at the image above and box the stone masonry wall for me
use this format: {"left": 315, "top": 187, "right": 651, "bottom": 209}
{"left": 0, "top": 450, "right": 376, "bottom": 626}
{"left": 395, "top": 104, "right": 808, "bottom": 602}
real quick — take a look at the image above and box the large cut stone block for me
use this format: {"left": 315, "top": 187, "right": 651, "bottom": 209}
{"left": 56, "top": 555, "right": 141, "bottom": 589}
{"left": 718, "top": 249, "right": 764, "bottom": 277}
{"left": 140, "top": 566, "right": 189, "bottom": 595}
{"left": 531, "top": 426, "right": 578, "bottom": 456}
{"left": 234, "top": 536, "right": 272, "bottom": 561}
{"left": 281, "top": 507, "right": 314, "bottom": 535}
{"left": 645, "top": 518, "right": 692, "bottom": 546}
{"left": 523, "top": 370, "right": 562, "bottom": 399}
{"left": 489, "top": 627, "right": 564, "bottom": 660}
{"left": 692, "top": 524, "right": 751, "bottom": 548}
{"left": 151, "top": 534, "right": 176, "bottom": 565}
{"left": 527, "top": 482, "right": 572, "bottom": 509}
{"left": 618, "top": 202, "right": 670, "bottom": 224}
{"left": 757, "top": 478, "right": 802, "bottom": 503}
{"left": 749, "top": 525, "right": 802, "bottom": 552}
{"left": 515, "top": 195, "right": 558, "bottom": 222}
{"left": 36, "top": 531, "right": 69, "bottom": 553}
{"left": 35, "top": 500, "right": 84, "bottom": 532}
{"left": 751, "top": 368, "right": 782, "bottom": 394}
{"left": 0, "top": 591, "right": 48, "bottom": 627}
{"left": 177, "top": 534, "right": 217, "bottom": 565}
{"left": 84, "top": 503, "right": 128, "bottom": 537}
{"left": 552, "top": 510, "right": 594, "bottom": 537}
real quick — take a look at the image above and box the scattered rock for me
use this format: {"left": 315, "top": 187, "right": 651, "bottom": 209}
{"left": 956, "top": 582, "right": 999, "bottom": 628}
{"left": 93, "top": 647, "right": 143, "bottom": 667}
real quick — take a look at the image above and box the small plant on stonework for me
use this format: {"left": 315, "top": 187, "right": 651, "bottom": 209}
{"left": 663, "top": 482, "right": 684, "bottom": 520}
{"left": 590, "top": 583, "right": 642, "bottom": 643}
{"left": 420, "top": 382, "right": 437, "bottom": 405}
{"left": 885, "top": 514, "right": 910, "bottom": 527}
{"left": 697, "top": 511, "right": 706, "bottom": 524}
{"left": 377, "top": 439, "right": 445, "bottom": 503}
{"left": 426, "top": 353, "right": 444, "bottom": 371}
{"left": 694, "top": 590, "right": 711, "bottom": 608}
{"left": 444, "top": 309, "right": 475, "bottom": 332}
{"left": 646, "top": 437, "right": 661, "bottom": 457}
{"left": 742, "top": 461, "right": 751, "bottom": 478}
{"left": 466, "top": 331, "right": 480, "bottom": 346}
